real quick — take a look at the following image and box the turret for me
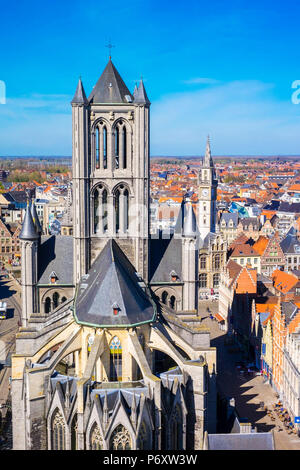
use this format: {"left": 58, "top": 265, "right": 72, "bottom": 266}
{"left": 181, "top": 198, "right": 198, "bottom": 311}
{"left": 19, "top": 203, "right": 39, "bottom": 326}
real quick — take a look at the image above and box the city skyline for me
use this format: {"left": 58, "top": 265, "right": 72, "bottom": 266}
{"left": 0, "top": 0, "right": 300, "bottom": 155}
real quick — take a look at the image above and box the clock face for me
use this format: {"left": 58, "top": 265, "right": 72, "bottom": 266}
{"left": 202, "top": 189, "right": 209, "bottom": 197}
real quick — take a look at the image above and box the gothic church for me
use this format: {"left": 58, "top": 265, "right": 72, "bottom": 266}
{"left": 11, "top": 58, "right": 218, "bottom": 450}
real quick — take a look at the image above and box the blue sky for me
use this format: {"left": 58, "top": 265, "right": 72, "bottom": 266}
{"left": 0, "top": 0, "right": 300, "bottom": 156}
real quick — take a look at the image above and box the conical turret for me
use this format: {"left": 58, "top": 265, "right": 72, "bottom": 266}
{"left": 30, "top": 202, "right": 42, "bottom": 235}
{"left": 134, "top": 78, "right": 150, "bottom": 105}
{"left": 19, "top": 203, "right": 39, "bottom": 241}
{"left": 183, "top": 199, "right": 197, "bottom": 238}
{"left": 71, "top": 78, "right": 88, "bottom": 105}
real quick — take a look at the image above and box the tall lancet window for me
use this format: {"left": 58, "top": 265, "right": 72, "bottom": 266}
{"left": 94, "top": 185, "right": 108, "bottom": 234}
{"left": 103, "top": 126, "right": 107, "bottom": 169}
{"left": 115, "top": 127, "right": 119, "bottom": 169}
{"left": 122, "top": 125, "right": 127, "bottom": 169}
{"left": 52, "top": 409, "right": 65, "bottom": 450}
{"left": 109, "top": 336, "right": 122, "bottom": 381}
{"left": 95, "top": 121, "right": 108, "bottom": 170}
{"left": 114, "top": 121, "right": 128, "bottom": 170}
{"left": 95, "top": 127, "right": 100, "bottom": 169}
{"left": 114, "top": 185, "right": 129, "bottom": 234}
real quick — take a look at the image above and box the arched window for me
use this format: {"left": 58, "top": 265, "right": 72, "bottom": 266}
{"left": 115, "top": 127, "right": 119, "bottom": 169}
{"left": 90, "top": 423, "right": 103, "bottom": 450}
{"left": 114, "top": 121, "right": 128, "bottom": 170}
{"left": 213, "top": 273, "right": 220, "bottom": 288}
{"left": 61, "top": 297, "right": 67, "bottom": 304}
{"left": 114, "top": 185, "right": 129, "bottom": 234}
{"left": 53, "top": 292, "right": 59, "bottom": 309}
{"left": 162, "top": 291, "right": 168, "bottom": 304}
{"left": 199, "top": 273, "right": 207, "bottom": 288}
{"left": 51, "top": 409, "right": 65, "bottom": 450}
{"left": 45, "top": 297, "right": 51, "bottom": 314}
{"left": 169, "top": 295, "right": 176, "bottom": 310}
{"left": 137, "top": 422, "right": 148, "bottom": 450}
{"left": 95, "top": 121, "right": 107, "bottom": 170}
{"left": 110, "top": 425, "right": 132, "bottom": 450}
{"left": 109, "top": 336, "right": 122, "bottom": 381}
{"left": 94, "top": 185, "right": 108, "bottom": 234}
{"left": 71, "top": 414, "right": 78, "bottom": 450}
{"left": 171, "top": 405, "right": 183, "bottom": 450}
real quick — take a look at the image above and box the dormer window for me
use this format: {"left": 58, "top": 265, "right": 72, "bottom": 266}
{"left": 112, "top": 302, "right": 120, "bottom": 316}
{"left": 170, "top": 270, "right": 178, "bottom": 282}
{"left": 50, "top": 272, "right": 58, "bottom": 284}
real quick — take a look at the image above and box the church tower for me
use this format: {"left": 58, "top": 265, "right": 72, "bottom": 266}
{"left": 71, "top": 58, "right": 150, "bottom": 285}
{"left": 198, "top": 137, "right": 217, "bottom": 240}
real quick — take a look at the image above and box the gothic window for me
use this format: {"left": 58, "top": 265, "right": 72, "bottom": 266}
{"left": 115, "top": 127, "right": 119, "bottom": 169}
{"left": 213, "top": 273, "right": 220, "bottom": 288}
{"left": 53, "top": 292, "right": 59, "bottom": 309}
{"left": 171, "top": 405, "right": 183, "bottom": 450}
{"left": 114, "top": 185, "right": 129, "bottom": 234}
{"left": 94, "top": 185, "right": 108, "bottom": 234}
{"left": 169, "top": 295, "right": 176, "bottom": 310}
{"left": 110, "top": 425, "right": 132, "bottom": 450}
{"left": 200, "top": 256, "right": 207, "bottom": 269}
{"left": 51, "top": 409, "right": 65, "bottom": 450}
{"left": 71, "top": 414, "right": 78, "bottom": 450}
{"left": 137, "top": 422, "right": 148, "bottom": 450}
{"left": 199, "top": 273, "right": 207, "bottom": 288}
{"left": 61, "top": 297, "right": 67, "bottom": 304}
{"left": 109, "top": 336, "right": 122, "bottom": 381}
{"left": 114, "top": 121, "right": 128, "bottom": 170}
{"left": 90, "top": 423, "right": 103, "bottom": 450}
{"left": 45, "top": 297, "right": 51, "bottom": 314}
{"left": 162, "top": 291, "right": 168, "bottom": 304}
{"left": 95, "top": 121, "right": 108, "bottom": 170}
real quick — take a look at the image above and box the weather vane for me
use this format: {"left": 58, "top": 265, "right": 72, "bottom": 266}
{"left": 105, "top": 41, "right": 115, "bottom": 59}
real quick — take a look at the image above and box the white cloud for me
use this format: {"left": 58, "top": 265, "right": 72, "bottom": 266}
{"left": 183, "top": 77, "right": 220, "bottom": 85}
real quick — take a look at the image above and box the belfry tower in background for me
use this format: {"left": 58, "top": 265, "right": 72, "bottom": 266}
{"left": 198, "top": 137, "right": 218, "bottom": 240}
{"left": 71, "top": 57, "right": 150, "bottom": 284}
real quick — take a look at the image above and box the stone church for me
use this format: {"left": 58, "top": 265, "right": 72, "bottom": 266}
{"left": 11, "top": 57, "right": 219, "bottom": 450}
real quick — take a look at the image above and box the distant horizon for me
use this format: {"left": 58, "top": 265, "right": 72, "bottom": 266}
{"left": 0, "top": 154, "right": 300, "bottom": 160}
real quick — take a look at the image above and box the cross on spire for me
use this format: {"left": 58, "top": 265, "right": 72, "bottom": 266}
{"left": 105, "top": 41, "right": 115, "bottom": 59}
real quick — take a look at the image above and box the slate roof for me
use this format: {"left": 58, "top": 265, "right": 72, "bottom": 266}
{"left": 88, "top": 59, "right": 133, "bottom": 104}
{"left": 238, "top": 217, "right": 260, "bottom": 229}
{"left": 134, "top": 79, "right": 150, "bottom": 105}
{"left": 280, "top": 230, "right": 300, "bottom": 254}
{"left": 279, "top": 202, "right": 300, "bottom": 214}
{"left": 74, "top": 239, "right": 156, "bottom": 327}
{"left": 220, "top": 212, "right": 239, "bottom": 228}
{"left": 19, "top": 204, "right": 39, "bottom": 241}
{"left": 38, "top": 235, "right": 73, "bottom": 285}
{"left": 206, "top": 432, "right": 275, "bottom": 450}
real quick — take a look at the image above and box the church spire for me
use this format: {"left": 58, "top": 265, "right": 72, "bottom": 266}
{"left": 71, "top": 78, "right": 88, "bottom": 105}
{"left": 134, "top": 78, "right": 150, "bottom": 105}
{"left": 203, "top": 135, "right": 214, "bottom": 168}
{"left": 19, "top": 202, "right": 39, "bottom": 241}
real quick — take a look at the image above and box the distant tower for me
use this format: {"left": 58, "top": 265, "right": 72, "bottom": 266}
{"left": 182, "top": 199, "right": 198, "bottom": 311}
{"left": 198, "top": 136, "right": 217, "bottom": 239}
{"left": 19, "top": 203, "right": 39, "bottom": 327}
{"left": 71, "top": 59, "right": 151, "bottom": 285}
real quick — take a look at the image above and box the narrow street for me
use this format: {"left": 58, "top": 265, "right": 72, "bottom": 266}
{"left": 0, "top": 274, "right": 21, "bottom": 450}
{"left": 198, "top": 300, "right": 300, "bottom": 450}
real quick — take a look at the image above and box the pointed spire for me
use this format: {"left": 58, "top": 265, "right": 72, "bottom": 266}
{"left": 88, "top": 59, "right": 133, "bottom": 104}
{"left": 19, "top": 202, "right": 39, "bottom": 241}
{"left": 30, "top": 202, "right": 42, "bottom": 234}
{"left": 65, "top": 379, "right": 70, "bottom": 411}
{"left": 182, "top": 199, "right": 197, "bottom": 238}
{"left": 203, "top": 135, "right": 214, "bottom": 168}
{"left": 133, "top": 82, "right": 138, "bottom": 99}
{"left": 134, "top": 78, "right": 150, "bottom": 105}
{"left": 103, "top": 391, "right": 108, "bottom": 425}
{"left": 131, "top": 391, "right": 137, "bottom": 427}
{"left": 71, "top": 78, "right": 88, "bottom": 105}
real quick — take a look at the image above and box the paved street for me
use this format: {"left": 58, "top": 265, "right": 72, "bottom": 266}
{"left": 0, "top": 274, "right": 21, "bottom": 449}
{"left": 198, "top": 300, "right": 300, "bottom": 450}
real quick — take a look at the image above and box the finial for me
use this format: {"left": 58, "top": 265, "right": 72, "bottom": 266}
{"left": 105, "top": 41, "right": 115, "bottom": 60}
